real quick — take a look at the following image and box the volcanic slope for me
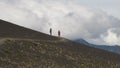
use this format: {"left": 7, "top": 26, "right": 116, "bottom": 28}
{"left": 0, "top": 19, "right": 58, "bottom": 40}
{"left": 0, "top": 19, "right": 120, "bottom": 68}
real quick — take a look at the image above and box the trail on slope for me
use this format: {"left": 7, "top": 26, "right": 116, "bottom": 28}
{"left": 0, "top": 37, "right": 69, "bottom": 45}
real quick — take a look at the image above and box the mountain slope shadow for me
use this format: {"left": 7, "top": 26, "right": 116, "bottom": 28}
{"left": 0, "top": 19, "right": 58, "bottom": 40}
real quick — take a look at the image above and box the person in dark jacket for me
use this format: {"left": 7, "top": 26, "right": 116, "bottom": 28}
{"left": 50, "top": 28, "right": 52, "bottom": 35}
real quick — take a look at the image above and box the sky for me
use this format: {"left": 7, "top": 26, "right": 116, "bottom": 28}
{"left": 0, "top": 0, "right": 120, "bottom": 45}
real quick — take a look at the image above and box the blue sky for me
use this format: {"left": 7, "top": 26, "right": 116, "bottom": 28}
{"left": 0, "top": 0, "right": 120, "bottom": 45}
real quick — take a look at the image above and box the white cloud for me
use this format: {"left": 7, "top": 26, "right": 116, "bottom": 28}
{"left": 74, "top": 0, "right": 120, "bottom": 19}
{"left": 102, "top": 28, "right": 120, "bottom": 45}
{"left": 0, "top": 0, "right": 120, "bottom": 45}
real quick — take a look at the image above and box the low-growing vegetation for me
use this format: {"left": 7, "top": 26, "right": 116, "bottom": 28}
{"left": 0, "top": 39, "right": 120, "bottom": 68}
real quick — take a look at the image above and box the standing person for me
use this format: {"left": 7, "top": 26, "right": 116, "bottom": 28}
{"left": 50, "top": 28, "right": 52, "bottom": 35}
{"left": 58, "top": 30, "right": 61, "bottom": 37}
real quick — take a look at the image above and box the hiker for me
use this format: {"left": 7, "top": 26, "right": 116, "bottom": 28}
{"left": 58, "top": 30, "right": 61, "bottom": 37}
{"left": 50, "top": 28, "right": 52, "bottom": 35}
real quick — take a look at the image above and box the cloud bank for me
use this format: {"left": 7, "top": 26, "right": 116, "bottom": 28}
{"left": 0, "top": 0, "right": 120, "bottom": 45}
